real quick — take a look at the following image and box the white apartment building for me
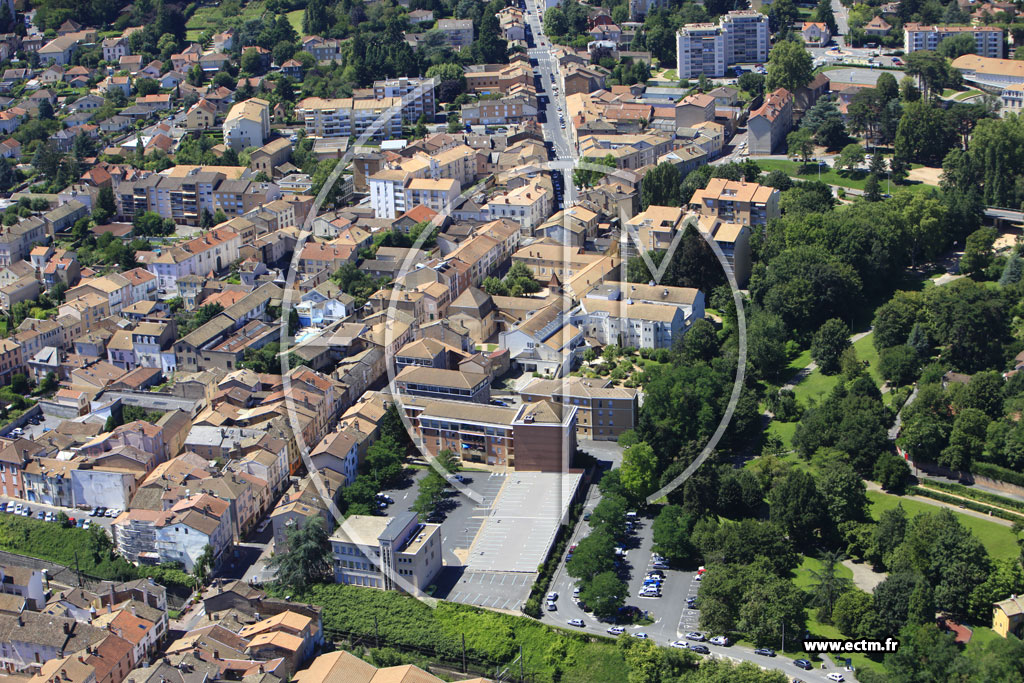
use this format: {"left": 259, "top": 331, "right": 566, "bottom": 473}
{"left": 369, "top": 172, "right": 461, "bottom": 218}
{"left": 904, "top": 23, "right": 1003, "bottom": 58}
{"left": 373, "top": 76, "right": 437, "bottom": 123}
{"left": 676, "top": 10, "right": 769, "bottom": 78}
{"left": 721, "top": 10, "right": 770, "bottom": 64}
{"left": 223, "top": 98, "right": 270, "bottom": 151}
{"left": 572, "top": 283, "right": 706, "bottom": 349}
{"left": 331, "top": 511, "right": 442, "bottom": 593}
{"left": 296, "top": 97, "right": 404, "bottom": 140}
{"left": 484, "top": 182, "right": 553, "bottom": 231}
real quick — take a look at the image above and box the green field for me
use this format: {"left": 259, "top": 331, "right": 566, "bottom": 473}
{"left": 287, "top": 9, "right": 304, "bottom": 35}
{"left": 186, "top": 0, "right": 268, "bottom": 41}
{"left": 755, "top": 159, "right": 934, "bottom": 195}
{"left": 867, "top": 490, "right": 1019, "bottom": 561}
{"left": 791, "top": 554, "right": 854, "bottom": 591}
{"left": 791, "top": 333, "right": 882, "bottom": 405}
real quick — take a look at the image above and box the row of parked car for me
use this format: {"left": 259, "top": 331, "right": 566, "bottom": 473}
{"left": 90, "top": 506, "right": 121, "bottom": 517}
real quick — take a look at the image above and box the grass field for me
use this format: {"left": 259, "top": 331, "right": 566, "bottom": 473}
{"left": 867, "top": 490, "right": 1019, "bottom": 561}
{"left": 186, "top": 0, "right": 267, "bottom": 41}
{"left": 755, "top": 159, "right": 933, "bottom": 195}
{"left": 287, "top": 9, "right": 304, "bottom": 35}
{"left": 791, "top": 333, "right": 882, "bottom": 405}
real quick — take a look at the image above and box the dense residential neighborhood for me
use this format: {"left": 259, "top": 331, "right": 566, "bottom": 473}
{"left": 0, "top": 0, "right": 1024, "bottom": 681}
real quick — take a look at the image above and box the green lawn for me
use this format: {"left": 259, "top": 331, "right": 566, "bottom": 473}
{"left": 186, "top": 1, "right": 267, "bottom": 38}
{"left": 287, "top": 9, "right": 304, "bottom": 35}
{"left": 791, "top": 554, "right": 853, "bottom": 591}
{"left": 766, "top": 420, "right": 798, "bottom": 449}
{"left": 791, "top": 333, "right": 883, "bottom": 405}
{"left": 867, "top": 490, "right": 1019, "bottom": 561}
{"left": 755, "top": 159, "right": 933, "bottom": 196}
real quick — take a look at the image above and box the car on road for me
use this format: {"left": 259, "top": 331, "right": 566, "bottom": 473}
{"left": 794, "top": 659, "right": 812, "bottom": 670}
{"left": 753, "top": 648, "right": 776, "bottom": 657}
{"left": 35, "top": 510, "right": 44, "bottom": 520}
{"left": 670, "top": 640, "right": 688, "bottom": 649}
{"left": 567, "top": 618, "right": 584, "bottom": 627}
{"left": 20, "top": 506, "right": 28, "bottom": 516}
{"left": 13, "top": 504, "right": 22, "bottom": 515}
{"left": 685, "top": 632, "right": 705, "bottom": 642}
{"left": 689, "top": 645, "right": 710, "bottom": 655}
{"left": 547, "top": 592, "right": 558, "bottom": 601}
{"left": 256, "top": 519, "right": 271, "bottom": 533}
{"left": 607, "top": 626, "right": 625, "bottom": 635}
{"left": 826, "top": 675, "right": 845, "bottom": 682}
{"left": 107, "top": 508, "right": 121, "bottom": 517}
{"left": 446, "top": 473, "right": 467, "bottom": 484}
{"left": 709, "top": 635, "right": 729, "bottom": 646}
{"left": 632, "top": 632, "right": 649, "bottom": 639}
{"left": 583, "top": 511, "right": 591, "bottom": 520}
{"left": 546, "top": 601, "right": 557, "bottom": 611}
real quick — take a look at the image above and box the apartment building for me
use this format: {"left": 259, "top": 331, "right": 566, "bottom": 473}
{"left": 116, "top": 168, "right": 281, "bottom": 226}
{"left": 464, "top": 62, "right": 533, "bottom": 94}
{"left": 437, "top": 19, "right": 474, "bottom": 50}
{"left": 330, "top": 512, "right": 442, "bottom": 593}
{"left": 747, "top": 87, "right": 793, "bottom": 155}
{"left": 461, "top": 92, "right": 538, "bottom": 125}
{"left": 904, "top": 23, "right": 1003, "bottom": 58}
{"left": 372, "top": 76, "right": 437, "bottom": 123}
{"left": 485, "top": 181, "right": 552, "bottom": 231}
{"left": 696, "top": 214, "right": 752, "bottom": 286}
{"left": 676, "top": 10, "right": 768, "bottom": 78}
{"left": 689, "top": 178, "right": 780, "bottom": 226}
{"left": 394, "top": 366, "right": 491, "bottom": 403}
{"left": 521, "top": 376, "right": 637, "bottom": 441}
{"left": 676, "top": 23, "right": 726, "bottom": 79}
{"left": 951, "top": 54, "right": 1024, "bottom": 89}
{"left": 369, "top": 171, "right": 461, "bottom": 219}
{"left": 295, "top": 97, "right": 404, "bottom": 140}
{"left": 622, "top": 204, "right": 687, "bottom": 258}
{"left": 223, "top": 98, "right": 270, "bottom": 150}
{"left": 577, "top": 133, "right": 673, "bottom": 171}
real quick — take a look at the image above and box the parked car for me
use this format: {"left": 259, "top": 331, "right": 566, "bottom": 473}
{"left": 685, "top": 632, "right": 705, "bottom": 642}
{"left": 632, "top": 632, "right": 649, "bottom": 639}
{"left": 76, "top": 518, "right": 85, "bottom": 528}
{"left": 567, "top": 618, "right": 584, "bottom": 627}
{"left": 709, "top": 635, "right": 729, "bottom": 646}
{"left": 82, "top": 520, "right": 91, "bottom": 530}
{"left": 107, "top": 508, "right": 120, "bottom": 517}
{"left": 670, "top": 640, "right": 688, "bottom": 649}
{"left": 256, "top": 519, "right": 271, "bottom": 533}
{"left": 689, "top": 645, "right": 710, "bottom": 655}
{"left": 826, "top": 675, "right": 845, "bottom": 683}
{"left": 35, "top": 510, "right": 44, "bottom": 520}
{"left": 20, "top": 506, "right": 29, "bottom": 516}
{"left": 13, "top": 504, "right": 22, "bottom": 515}
{"left": 754, "top": 648, "right": 776, "bottom": 657}
{"left": 795, "top": 659, "right": 812, "bottom": 671}
{"left": 607, "top": 626, "right": 625, "bottom": 635}
{"left": 45, "top": 512, "right": 55, "bottom": 522}
{"left": 546, "top": 601, "right": 557, "bottom": 611}
{"left": 547, "top": 592, "right": 558, "bottom": 601}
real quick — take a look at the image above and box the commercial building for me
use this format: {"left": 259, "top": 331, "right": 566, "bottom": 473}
{"left": 520, "top": 376, "right": 637, "bottom": 441}
{"left": 951, "top": 54, "right": 1024, "bottom": 89}
{"left": 330, "top": 511, "right": 442, "bottom": 593}
{"left": 904, "top": 24, "right": 1003, "bottom": 58}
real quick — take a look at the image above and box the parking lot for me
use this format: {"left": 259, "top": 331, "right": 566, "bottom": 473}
{"left": 0, "top": 496, "right": 118, "bottom": 532}
{"left": 441, "top": 569, "right": 536, "bottom": 611}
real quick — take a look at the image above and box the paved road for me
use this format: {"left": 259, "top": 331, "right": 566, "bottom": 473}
{"left": 832, "top": 0, "right": 849, "bottom": 38}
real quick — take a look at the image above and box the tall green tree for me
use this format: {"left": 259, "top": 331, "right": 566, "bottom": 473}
{"left": 765, "top": 40, "right": 813, "bottom": 93}
{"left": 266, "top": 516, "right": 333, "bottom": 591}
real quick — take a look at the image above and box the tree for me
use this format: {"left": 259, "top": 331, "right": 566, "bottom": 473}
{"left": 266, "top": 516, "right": 332, "bottom": 591}
{"left": 836, "top": 143, "right": 866, "bottom": 173}
{"left": 651, "top": 504, "right": 696, "bottom": 566}
{"left": 832, "top": 589, "right": 876, "bottom": 637}
{"left": 37, "top": 98, "right": 54, "bottom": 120}
{"left": 620, "top": 442, "right": 658, "bottom": 501}
{"left": 879, "top": 345, "right": 920, "bottom": 386}
{"left": 941, "top": 407, "right": 988, "bottom": 471}
{"left": 566, "top": 528, "right": 616, "bottom": 579}
{"left": 810, "top": 318, "right": 850, "bottom": 375}
{"left": 904, "top": 50, "right": 957, "bottom": 101}
{"left": 937, "top": 32, "right": 977, "bottom": 59}
{"left": 573, "top": 154, "right": 616, "bottom": 188}
{"left": 816, "top": 457, "right": 868, "bottom": 529}
{"left": 193, "top": 544, "right": 214, "bottom": 584}
{"left": 807, "top": 550, "right": 853, "bottom": 622}
{"left": 412, "top": 471, "right": 446, "bottom": 518}
{"left": 895, "top": 100, "right": 956, "bottom": 166}
{"left": 766, "top": 40, "right": 813, "bottom": 94}
{"left": 1000, "top": 253, "right": 1023, "bottom": 285}
{"left": 737, "top": 575, "right": 808, "bottom": 649}
{"left": 241, "top": 48, "right": 264, "bottom": 76}
{"left": 580, "top": 571, "right": 628, "bottom": 619}
{"left": 786, "top": 128, "right": 814, "bottom": 167}
{"left": 960, "top": 226, "right": 998, "bottom": 276}
{"left": 738, "top": 71, "right": 765, "bottom": 96}
{"left": 365, "top": 436, "right": 405, "bottom": 486}
{"left": 768, "top": 468, "right": 825, "bottom": 545}
{"left": 813, "top": 0, "right": 839, "bottom": 36}
{"left": 864, "top": 173, "right": 881, "bottom": 202}
{"left": 639, "top": 162, "right": 682, "bottom": 209}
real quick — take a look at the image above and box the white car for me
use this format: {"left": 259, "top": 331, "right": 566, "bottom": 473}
{"left": 547, "top": 592, "right": 558, "bottom": 601}
{"left": 13, "top": 504, "right": 22, "bottom": 515}
{"left": 826, "top": 675, "right": 845, "bottom": 683}
{"left": 607, "top": 626, "right": 625, "bottom": 635}
{"left": 670, "top": 640, "right": 688, "bottom": 649}
{"left": 632, "top": 632, "right": 649, "bottom": 639}
{"left": 710, "top": 635, "right": 730, "bottom": 646}
{"left": 567, "top": 618, "right": 584, "bottom": 627}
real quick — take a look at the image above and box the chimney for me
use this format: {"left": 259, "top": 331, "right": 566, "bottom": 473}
{"left": 213, "top": 650, "right": 220, "bottom": 660}
{"left": 63, "top": 621, "right": 70, "bottom": 634}
{"left": 61, "top": 670, "right": 68, "bottom": 680}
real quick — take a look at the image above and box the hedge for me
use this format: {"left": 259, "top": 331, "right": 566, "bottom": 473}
{"left": 919, "top": 479, "right": 1024, "bottom": 514}
{"left": 971, "top": 462, "right": 1024, "bottom": 489}
{"left": 907, "top": 487, "right": 1024, "bottom": 523}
